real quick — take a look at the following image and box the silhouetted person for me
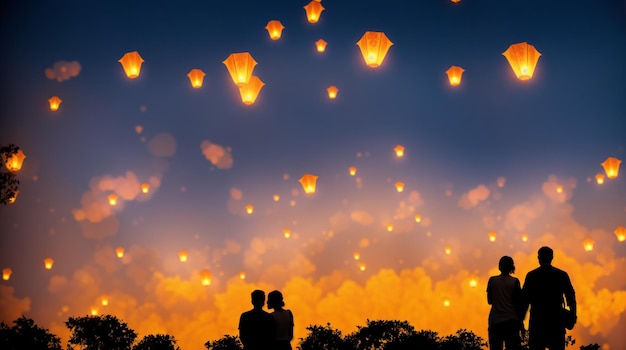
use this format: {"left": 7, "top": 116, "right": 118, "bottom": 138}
{"left": 267, "top": 290, "right": 294, "bottom": 350}
{"left": 239, "top": 290, "right": 275, "bottom": 350}
{"left": 487, "top": 256, "right": 523, "bottom": 350}
{"left": 522, "top": 246, "right": 577, "bottom": 350}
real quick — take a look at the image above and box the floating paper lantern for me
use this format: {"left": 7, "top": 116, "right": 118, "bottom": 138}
{"left": 245, "top": 204, "right": 254, "bottom": 214}
{"left": 118, "top": 51, "right": 144, "bottom": 79}
{"left": 555, "top": 184, "right": 564, "bottom": 193}
{"left": 445, "top": 66, "right": 465, "bottom": 86}
{"left": 359, "top": 263, "right": 366, "bottom": 271}
{"left": 239, "top": 272, "right": 246, "bottom": 280}
{"left": 502, "top": 42, "right": 541, "bottom": 81}
{"left": 48, "top": 96, "right": 62, "bottom": 111}
{"left": 44, "top": 257, "right": 54, "bottom": 270}
{"left": 299, "top": 174, "right": 318, "bottom": 194}
{"left": 414, "top": 214, "right": 422, "bottom": 223}
{"left": 488, "top": 231, "right": 497, "bottom": 242}
{"left": 283, "top": 228, "right": 291, "bottom": 238}
{"left": 7, "top": 190, "right": 18, "bottom": 204}
{"left": 2, "top": 268, "right": 12, "bottom": 281}
{"left": 394, "top": 145, "right": 405, "bottom": 158}
{"left": 394, "top": 181, "right": 405, "bottom": 193}
{"left": 273, "top": 194, "right": 280, "bottom": 202}
{"left": 265, "top": 20, "right": 284, "bottom": 40}
{"left": 469, "top": 278, "right": 478, "bottom": 288}
{"left": 108, "top": 193, "right": 118, "bottom": 206}
{"left": 357, "top": 31, "right": 393, "bottom": 68}
{"left": 583, "top": 238, "right": 594, "bottom": 252}
{"left": 303, "top": 1, "right": 325, "bottom": 23}
{"left": 141, "top": 183, "right": 150, "bottom": 194}
{"left": 178, "top": 250, "right": 188, "bottom": 262}
{"left": 444, "top": 246, "right": 452, "bottom": 255}
{"left": 349, "top": 167, "right": 357, "bottom": 176}
{"left": 201, "top": 269, "right": 212, "bottom": 286}
{"left": 115, "top": 246, "right": 124, "bottom": 258}
{"left": 601, "top": 157, "right": 621, "bottom": 179}
{"left": 3, "top": 149, "right": 26, "bottom": 172}
{"left": 595, "top": 173, "right": 605, "bottom": 185}
{"left": 90, "top": 307, "right": 99, "bottom": 316}
{"left": 521, "top": 233, "right": 529, "bottom": 242}
{"left": 353, "top": 251, "right": 360, "bottom": 260}
{"left": 327, "top": 85, "right": 339, "bottom": 99}
{"left": 315, "top": 39, "right": 327, "bottom": 52}
{"left": 187, "top": 69, "right": 206, "bottom": 88}
{"left": 101, "top": 295, "right": 109, "bottom": 306}
{"left": 223, "top": 52, "right": 258, "bottom": 86}
{"left": 238, "top": 76, "right": 265, "bottom": 105}
{"left": 386, "top": 223, "right": 394, "bottom": 232}
{"left": 615, "top": 226, "right": 626, "bottom": 242}
{"left": 443, "top": 299, "right": 451, "bottom": 307}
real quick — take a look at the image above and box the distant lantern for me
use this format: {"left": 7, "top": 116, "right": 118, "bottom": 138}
{"left": 353, "top": 251, "right": 360, "bottom": 260}
{"left": 101, "top": 295, "right": 109, "bottom": 306}
{"left": 451, "top": 0, "right": 461, "bottom": 3}
{"left": 556, "top": 185, "right": 564, "bottom": 193}
{"left": 245, "top": 204, "right": 254, "bottom": 214}
{"left": 583, "top": 238, "right": 594, "bottom": 252}
{"left": 273, "top": 194, "right": 280, "bottom": 202}
{"left": 201, "top": 269, "right": 212, "bottom": 286}
{"left": 44, "top": 257, "right": 54, "bottom": 270}
{"left": 48, "top": 96, "right": 62, "bottom": 111}
{"left": 444, "top": 246, "right": 452, "bottom": 255}
{"left": 118, "top": 51, "right": 144, "bottom": 79}
{"left": 502, "top": 42, "right": 541, "bottom": 81}
{"left": 239, "top": 272, "right": 246, "bottom": 280}
{"left": 8, "top": 190, "right": 18, "bottom": 204}
{"left": 178, "top": 250, "right": 188, "bottom": 262}
{"left": 315, "top": 39, "right": 328, "bottom": 53}
{"left": 445, "top": 66, "right": 465, "bottom": 86}
{"left": 488, "top": 231, "right": 497, "bottom": 242}
{"left": 521, "top": 233, "right": 529, "bottom": 242}
{"left": 108, "top": 193, "right": 118, "bottom": 206}
{"left": 394, "top": 181, "right": 405, "bottom": 193}
{"left": 283, "top": 228, "right": 291, "bottom": 238}
{"left": 90, "top": 307, "right": 99, "bottom": 316}
{"left": 359, "top": 263, "right": 366, "bottom": 271}
{"left": 595, "top": 173, "right": 605, "bottom": 185}
{"left": 357, "top": 31, "right": 394, "bottom": 68}
{"left": 414, "top": 214, "right": 422, "bottom": 223}
{"left": 349, "top": 166, "right": 357, "bottom": 176}
{"left": 469, "top": 278, "right": 478, "bottom": 288}
{"left": 3, "top": 149, "right": 26, "bottom": 173}
{"left": 601, "top": 157, "right": 621, "bottom": 179}
{"left": 223, "top": 52, "right": 258, "bottom": 86}
{"left": 2, "top": 268, "right": 12, "bottom": 281}
{"left": 615, "top": 226, "right": 626, "bottom": 242}
{"left": 443, "top": 299, "right": 451, "bottom": 307}
{"left": 386, "top": 223, "right": 394, "bottom": 232}
{"left": 187, "top": 69, "right": 206, "bottom": 88}
{"left": 303, "top": 1, "right": 325, "bottom": 23}
{"left": 327, "top": 85, "right": 339, "bottom": 99}
{"left": 299, "top": 174, "right": 318, "bottom": 194}
{"left": 141, "top": 183, "right": 150, "bottom": 194}
{"left": 115, "top": 246, "right": 124, "bottom": 258}
{"left": 394, "top": 145, "right": 405, "bottom": 158}
{"left": 265, "top": 20, "right": 284, "bottom": 40}
{"left": 238, "top": 76, "right": 265, "bottom": 105}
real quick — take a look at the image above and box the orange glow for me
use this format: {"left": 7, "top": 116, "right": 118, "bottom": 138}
{"left": 386, "top": 223, "right": 394, "bottom": 232}
{"left": 223, "top": 52, "right": 258, "bottom": 86}
{"left": 327, "top": 85, "right": 339, "bottom": 99}
{"left": 118, "top": 51, "right": 144, "bottom": 79}
{"left": 245, "top": 204, "right": 254, "bottom": 214}
{"left": 101, "top": 295, "right": 109, "bottom": 306}
{"left": 238, "top": 75, "right": 265, "bottom": 105}
{"left": 521, "top": 233, "right": 529, "bottom": 242}
{"left": 141, "top": 183, "right": 150, "bottom": 194}
{"left": 273, "top": 194, "right": 280, "bottom": 202}
{"left": 394, "top": 181, "right": 405, "bottom": 193}
{"left": 299, "top": 174, "right": 318, "bottom": 194}
{"left": 359, "top": 263, "right": 366, "bottom": 271}
{"left": 303, "top": 1, "right": 325, "bottom": 23}
{"left": 2, "top": 268, "right": 12, "bottom": 281}
{"left": 601, "top": 157, "right": 621, "bottom": 179}
{"left": 357, "top": 31, "right": 394, "bottom": 68}
{"left": 594, "top": 173, "right": 605, "bottom": 185}
{"left": 265, "top": 20, "right": 284, "bottom": 40}
{"left": 451, "top": 0, "right": 461, "bottom": 3}
{"left": 394, "top": 144, "right": 405, "bottom": 158}
{"left": 115, "top": 246, "right": 124, "bottom": 258}
{"left": 349, "top": 166, "right": 357, "bottom": 176}
{"left": 187, "top": 69, "right": 206, "bottom": 88}
{"left": 3, "top": 149, "right": 26, "bottom": 172}
{"left": 7, "top": 190, "right": 18, "bottom": 204}
{"left": 239, "top": 272, "right": 246, "bottom": 280}
{"left": 90, "top": 307, "right": 98, "bottom": 316}
{"left": 44, "top": 257, "right": 54, "bottom": 270}
{"left": 556, "top": 184, "right": 563, "bottom": 193}
{"left": 201, "top": 269, "right": 212, "bottom": 286}
{"left": 178, "top": 250, "right": 188, "bottom": 262}
{"left": 583, "top": 238, "right": 594, "bottom": 252}
{"left": 353, "top": 251, "right": 360, "bottom": 260}
{"left": 108, "top": 193, "right": 118, "bottom": 206}
{"left": 414, "top": 214, "right": 422, "bottom": 223}
{"left": 615, "top": 226, "right": 626, "bottom": 242}
{"left": 445, "top": 66, "right": 465, "bottom": 86}
{"left": 443, "top": 299, "right": 451, "bottom": 307}
{"left": 469, "top": 278, "right": 478, "bottom": 288}
{"left": 444, "top": 246, "right": 451, "bottom": 255}
{"left": 283, "top": 228, "right": 291, "bottom": 238}
{"left": 502, "top": 42, "right": 541, "bottom": 81}
{"left": 48, "top": 96, "right": 62, "bottom": 111}
{"left": 315, "top": 39, "right": 327, "bottom": 52}
{"left": 488, "top": 231, "right": 497, "bottom": 242}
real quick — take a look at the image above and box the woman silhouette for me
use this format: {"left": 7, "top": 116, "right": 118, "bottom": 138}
{"left": 267, "top": 290, "right": 294, "bottom": 350}
{"left": 487, "top": 256, "right": 523, "bottom": 350}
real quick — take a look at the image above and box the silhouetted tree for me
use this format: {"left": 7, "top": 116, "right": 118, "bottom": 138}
{"left": 0, "top": 144, "right": 21, "bottom": 205}
{"left": 439, "top": 329, "right": 486, "bottom": 350}
{"left": 299, "top": 323, "right": 351, "bottom": 350}
{"left": 580, "top": 344, "right": 601, "bottom": 350}
{"left": 385, "top": 329, "right": 440, "bottom": 350}
{"left": 204, "top": 334, "right": 242, "bottom": 350}
{"left": 66, "top": 315, "right": 137, "bottom": 350}
{"left": 133, "top": 334, "right": 180, "bottom": 350}
{"left": 344, "top": 320, "right": 416, "bottom": 350}
{"left": 0, "top": 316, "right": 62, "bottom": 350}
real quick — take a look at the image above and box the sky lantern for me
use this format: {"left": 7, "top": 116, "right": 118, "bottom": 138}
{"left": 359, "top": 263, "right": 366, "bottom": 271}
{"left": 502, "top": 42, "right": 541, "bottom": 81}
{"left": 299, "top": 174, "right": 318, "bottom": 194}
{"left": 273, "top": 194, "right": 280, "bottom": 202}
{"left": 445, "top": 66, "right": 465, "bottom": 86}
{"left": 469, "top": 278, "right": 478, "bottom": 288}
{"left": 283, "top": 228, "right": 291, "bottom": 238}
{"left": 245, "top": 204, "right": 254, "bottom": 214}
{"left": 615, "top": 226, "right": 626, "bottom": 242}
{"left": 108, "top": 193, "right": 118, "bottom": 206}
{"left": 327, "top": 85, "right": 339, "bottom": 99}
{"left": 394, "top": 181, "right": 405, "bottom": 193}
{"left": 583, "top": 238, "right": 594, "bottom": 252}
{"left": 101, "top": 295, "right": 109, "bottom": 306}
{"left": 303, "top": 1, "right": 325, "bottom": 23}
{"left": 238, "top": 76, "right": 265, "bottom": 105}
{"left": 394, "top": 145, "right": 405, "bottom": 158}
{"left": 178, "top": 250, "right": 188, "bottom": 262}
{"left": 601, "top": 157, "right": 621, "bottom": 179}
{"left": 556, "top": 185, "right": 564, "bottom": 193}
{"left": 223, "top": 52, "right": 257, "bottom": 86}
{"left": 3, "top": 149, "right": 26, "bottom": 173}
{"left": 349, "top": 166, "right": 357, "bottom": 176}
{"left": 115, "top": 246, "right": 124, "bottom": 258}
{"left": 488, "top": 231, "right": 497, "bottom": 242}
{"left": 48, "top": 96, "right": 62, "bottom": 111}
{"left": 414, "top": 214, "right": 422, "bottom": 223}
{"left": 2, "top": 268, "right": 11, "bottom": 281}
{"left": 357, "top": 31, "right": 394, "bottom": 68}
{"left": 239, "top": 272, "right": 246, "bottom": 280}
{"left": 8, "top": 190, "right": 18, "bottom": 204}
{"left": 595, "top": 173, "right": 605, "bottom": 185}
{"left": 315, "top": 39, "right": 327, "bottom": 53}
{"left": 386, "top": 223, "right": 394, "bottom": 232}
{"left": 443, "top": 299, "right": 451, "bottom": 307}
{"left": 353, "top": 251, "right": 360, "bottom": 260}
{"left": 118, "top": 51, "right": 144, "bottom": 79}
{"left": 187, "top": 69, "right": 206, "bottom": 88}
{"left": 265, "top": 20, "right": 284, "bottom": 40}
{"left": 444, "top": 246, "right": 452, "bottom": 255}
{"left": 521, "top": 233, "right": 529, "bottom": 242}
{"left": 141, "top": 183, "right": 150, "bottom": 194}
{"left": 201, "top": 269, "right": 212, "bottom": 286}
{"left": 90, "top": 307, "right": 99, "bottom": 316}
{"left": 451, "top": 0, "right": 461, "bottom": 3}
{"left": 44, "top": 258, "right": 54, "bottom": 270}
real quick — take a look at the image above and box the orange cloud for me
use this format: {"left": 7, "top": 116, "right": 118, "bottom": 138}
{"left": 45, "top": 60, "right": 81, "bottom": 82}
{"left": 458, "top": 184, "right": 490, "bottom": 209}
{"left": 201, "top": 140, "right": 233, "bottom": 169}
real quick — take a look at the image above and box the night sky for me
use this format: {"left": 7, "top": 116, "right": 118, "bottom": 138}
{"left": 1, "top": 1, "right": 625, "bottom": 348}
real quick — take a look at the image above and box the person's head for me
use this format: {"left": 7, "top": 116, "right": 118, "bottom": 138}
{"left": 498, "top": 256, "right": 515, "bottom": 274}
{"left": 538, "top": 246, "right": 554, "bottom": 266}
{"left": 251, "top": 290, "right": 265, "bottom": 308}
{"left": 267, "top": 290, "right": 285, "bottom": 310}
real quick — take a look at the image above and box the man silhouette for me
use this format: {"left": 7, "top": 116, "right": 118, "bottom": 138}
{"left": 522, "top": 246, "right": 576, "bottom": 350}
{"left": 239, "top": 290, "right": 275, "bottom": 350}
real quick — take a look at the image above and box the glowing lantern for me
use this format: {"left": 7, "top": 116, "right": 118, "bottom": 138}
{"left": 48, "top": 96, "right": 62, "bottom": 111}
{"left": 614, "top": 226, "right": 626, "bottom": 242}
{"left": 394, "top": 145, "right": 405, "bottom": 158}
{"left": 141, "top": 183, "right": 150, "bottom": 194}
{"left": 414, "top": 214, "right": 422, "bottom": 223}
{"left": 2, "top": 268, "right": 12, "bottom": 281}
{"left": 90, "top": 307, "right": 98, "bottom": 316}
{"left": 265, "top": 20, "right": 284, "bottom": 40}
{"left": 359, "top": 263, "right": 366, "bottom": 271}
{"left": 521, "top": 233, "right": 529, "bottom": 242}
{"left": 443, "top": 299, "right": 451, "bottom": 307}
{"left": 118, "top": 51, "right": 144, "bottom": 79}
{"left": 238, "top": 76, "right": 265, "bottom": 105}
{"left": 556, "top": 185, "right": 564, "bottom": 193}
{"left": 223, "top": 52, "right": 258, "bottom": 86}
{"left": 303, "top": 1, "right": 325, "bottom": 23}
{"left": 502, "top": 42, "right": 541, "bottom": 81}
{"left": 3, "top": 149, "right": 26, "bottom": 173}
{"left": 488, "top": 231, "right": 497, "bottom": 242}
{"left": 444, "top": 246, "right": 452, "bottom": 255}
{"left": 244, "top": 204, "right": 254, "bottom": 215}
{"left": 357, "top": 31, "right": 394, "bottom": 68}
{"left": 601, "top": 157, "right": 621, "bottom": 179}
{"left": 327, "top": 85, "right": 339, "bottom": 99}
{"left": 353, "top": 251, "right": 360, "bottom": 260}
{"left": 497, "top": 177, "right": 506, "bottom": 188}
{"left": 451, "top": 0, "right": 461, "bottom": 3}
{"left": 283, "top": 228, "right": 291, "bottom": 238}
{"left": 101, "top": 295, "right": 109, "bottom": 306}
{"left": 178, "top": 250, "right": 188, "bottom": 262}
{"left": 583, "top": 238, "right": 594, "bottom": 252}
{"left": 44, "top": 258, "right": 54, "bottom": 270}
{"left": 187, "top": 69, "right": 206, "bottom": 88}
{"left": 273, "top": 194, "right": 280, "bottom": 202}
{"left": 299, "top": 174, "right": 318, "bottom": 194}
{"left": 386, "top": 223, "right": 394, "bottom": 232}
{"left": 201, "top": 269, "right": 212, "bottom": 286}
{"left": 115, "top": 246, "right": 124, "bottom": 258}
{"left": 595, "top": 173, "right": 605, "bottom": 185}
{"left": 349, "top": 167, "right": 357, "bottom": 176}
{"left": 394, "top": 181, "right": 405, "bottom": 193}
{"left": 445, "top": 66, "right": 465, "bottom": 86}
{"left": 315, "top": 39, "right": 327, "bottom": 53}
{"left": 469, "top": 278, "right": 478, "bottom": 288}
{"left": 8, "top": 190, "right": 18, "bottom": 204}
{"left": 239, "top": 272, "right": 246, "bottom": 280}
{"left": 108, "top": 193, "right": 118, "bottom": 206}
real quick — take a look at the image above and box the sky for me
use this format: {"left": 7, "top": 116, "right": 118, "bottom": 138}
{"left": 1, "top": 0, "right": 626, "bottom": 348}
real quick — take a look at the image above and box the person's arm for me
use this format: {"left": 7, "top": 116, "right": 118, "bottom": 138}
{"left": 486, "top": 278, "right": 493, "bottom": 305}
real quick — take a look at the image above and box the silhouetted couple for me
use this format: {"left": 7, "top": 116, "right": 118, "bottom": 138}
{"left": 238, "top": 289, "right": 294, "bottom": 350}
{"left": 487, "top": 246, "right": 577, "bottom": 350}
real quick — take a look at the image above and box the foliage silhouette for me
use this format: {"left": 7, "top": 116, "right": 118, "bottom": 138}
{"left": 439, "top": 329, "right": 486, "bottom": 350}
{"left": 385, "top": 330, "right": 440, "bottom": 350}
{"left": 298, "top": 323, "right": 350, "bottom": 350}
{"left": 0, "top": 316, "right": 62, "bottom": 350}
{"left": 133, "top": 334, "right": 180, "bottom": 350}
{"left": 204, "top": 334, "right": 243, "bottom": 350}
{"left": 0, "top": 144, "right": 21, "bottom": 205}
{"left": 344, "top": 319, "right": 416, "bottom": 350}
{"left": 66, "top": 315, "right": 137, "bottom": 350}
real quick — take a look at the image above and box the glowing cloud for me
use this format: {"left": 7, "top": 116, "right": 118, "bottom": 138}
{"left": 458, "top": 184, "right": 490, "bottom": 209}
{"left": 201, "top": 140, "right": 234, "bottom": 169}
{"left": 45, "top": 60, "right": 81, "bottom": 82}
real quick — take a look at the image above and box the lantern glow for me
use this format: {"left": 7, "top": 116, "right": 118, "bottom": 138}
{"left": 101, "top": 295, "right": 109, "bottom": 306}
{"left": 90, "top": 307, "right": 99, "bottom": 316}
{"left": 386, "top": 223, "right": 394, "bottom": 232}
{"left": 187, "top": 69, "right": 206, "bottom": 88}
{"left": 357, "top": 31, "right": 394, "bottom": 68}
{"left": 48, "top": 96, "right": 62, "bottom": 111}
{"left": 615, "top": 226, "right": 626, "bottom": 242}
{"left": 488, "top": 231, "right": 497, "bottom": 242}
{"left": 445, "top": 66, "right": 465, "bottom": 86}
{"left": 601, "top": 157, "right": 621, "bottom": 179}
{"left": 3, "top": 149, "right": 26, "bottom": 173}
{"left": 265, "top": 20, "right": 284, "bottom": 40}
{"left": 2, "top": 268, "right": 12, "bottom": 281}
{"left": 108, "top": 193, "right": 118, "bottom": 206}
{"left": 315, "top": 39, "right": 327, "bottom": 53}
{"left": 223, "top": 52, "right": 258, "bottom": 86}
{"left": 178, "top": 250, "right": 188, "bottom": 262}
{"left": 469, "top": 278, "right": 478, "bottom": 288}
{"left": 44, "top": 258, "right": 54, "bottom": 270}
{"left": 502, "top": 42, "right": 541, "bottom": 81}
{"left": 394, "top": 145, "right": 405, "bottom": 158}
{"left": 583, "top": 238, "right": 594, "bottom": 252}
{"left": 201, "top": 269, "right": 212, "bottom": 286}
{"left": 349, "top": 166, "right": 357, "bottom": 176}
{"left": 118, "top": 51, "right": 144, "bottom": 79}
{"left": 359, "top": 263, "right": 366, "bottom": 271}
{"left": 444, "top": 246, "right": 452, "bottom": 255}
{"left": 353, "top": 252, "right": 360, "bottom": 260}
{"left": 394, "top": 181, "right": 405, "bottom": 193}
{"left": 238, "top": 76, "right": 265, "bottom": 105}
{"left": 245, "top": 204, "right": 254, "bottom": 214}
{"left": 141, "top": 183, "right": 150, "bottom": 194}
{"left": 239, "top": 272, "right": 246, "bottom": 280}
{"left": 595, "top": 173, "right": 605, "bottom": 185}
{"left": 414, "top": 214, "right": 422, "bottom": 223}
{"left": 8, "top": 190, "right": 18, "bottom": 204}
{"left": 283, "top": 228, "right": 291, "bottom": 238}
{"left": 273, "top": 194, "right": 280, "bottom": 202}
{"left": 115, "top": 246, "right": 124, "bottom": 258}
{"left": 327, "top": 85, "right": 339, "bottom": 99}
{"left": 298, "top": 174, "right": 318, "bottom": 194}
{"left": 303, "top": 1, "right": 325, "bottom": 23}
{"left": 521, "top": 233, "right": 529, "bottom": 242}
